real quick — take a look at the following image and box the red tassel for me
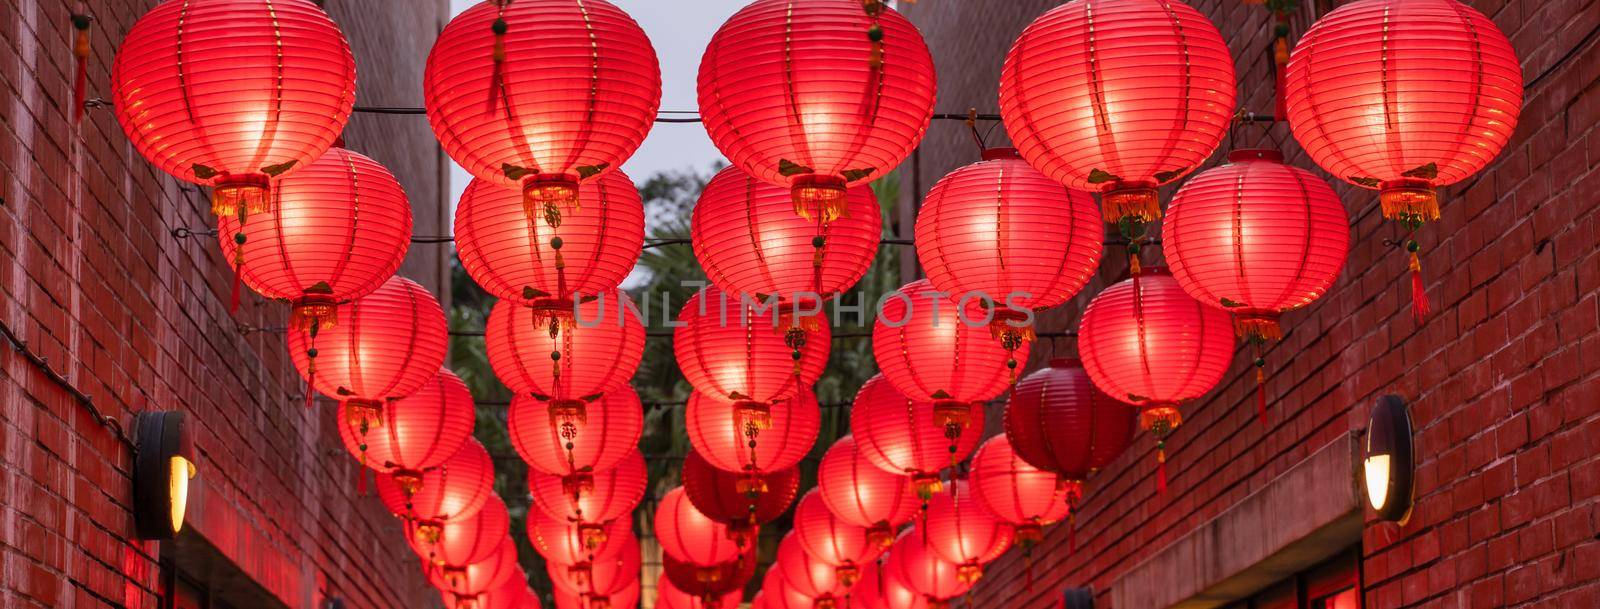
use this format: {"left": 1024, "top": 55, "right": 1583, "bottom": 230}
{"left": 72, "top": 15, "right": 90, "bottom": 124}
{"left": 230, "top": 271, "right": 242, "bottom": 312}
{"left": 1255, "top": 366, "right": 1268, "bottom": 425}
{"left": 1068, "top": 516, "right": 1077, "bottom": 553}
{"left": 1024, "top": 546, "right": 1034, "bottom": 592}
{"left": 1156, "top": 446, "right": 1169, "bottom": 494}
{"left": 487, "top": 15, "right": 508, "bottom": 115}
{"left": 357, "top": 465, "right": 368, "bottom": 496}
{"left": 1409, "top": 251, "right": 1430, "bottom": 324}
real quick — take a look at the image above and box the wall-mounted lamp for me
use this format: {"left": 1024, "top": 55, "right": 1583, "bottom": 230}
{"left": 1363, "top": 395, "right": 1415, "bottom": 523}
{"left": 134, "top": 411, "right": 196, "bottom": 540}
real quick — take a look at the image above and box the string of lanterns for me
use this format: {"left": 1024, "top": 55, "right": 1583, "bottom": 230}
{"left": 102, "top": 0, "right": 1522, "bottom": 607}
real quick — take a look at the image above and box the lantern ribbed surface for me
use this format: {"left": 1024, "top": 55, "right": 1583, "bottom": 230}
{"left": 1077, "top": 270, "right": 1236, "bottom": 413}
{"left": 657, "top": 577, "right": 743, "bottom": 609}
{"left": 336, "top": 368, "right": 475, "bottom": 475}
{"left": 527, "top": 509, "right": 631, "bottom": 567}
{"left": 111, "top": 0, "right": 355, "bottom": 214}
{"left": 409, "top": 495, "right": 510, "bottom": 568}
{"left": 442, "top": 578, "right": 537, "bottom": 609}
{"left": 817, "top": 435, "right": 919, "bottom": 538}
{"left": 549, "top": 534, "right": 639, "bottom": 597}
{"left": 969, "top": 437, "right": 1072, "bottom": 532}
{"left": 529, "top": 450, "right": 647, "bottom": 525}
{"left": 853, "top": 559, "right": 928, "bottom": 609}
{"left": 428, "top": 539, "right": 520, "bottom": 596}
{"left": 1165, "top": 149, "right": 1350, "bottom": 339}
{"left": 1004, "top": 358, "right": 1135, "bottom": 481}
{"left": 455, "top": 172, "right": 645, "bottom": 306}
{"left": 923, "top": 480, "right": 1015, "bottom": 582}
{"left": 554, "top": 581, "right": 640, "bottom": 609}
{"left": 885, "top": 529, "right": 973, "bottom": 601}
{"left": 761, "top": 568, "right": 819, "bottom": 609}
{"left": 850, "top": 374, "right": 984, "bottom": 489}
{"left": 793, "top": 490, "right": 883, "bottom": 571}
{"left": 655, "top": 487, "right": 748, "bottom": 566}
{"left": 685, "top": 389, "right": 820, "bottom": 474}
{"left": 698, "top": 0, "right": 936, "bottom": 208}
{"left": 289, "top": 276, "right": 448, "bottom": 402}
{"left": 775, "top": 531, "right": 844, "bottom": 599}
{"left": 872, "top": 279, "right": 1029, "bottom": 403}
{"left": 692, "top": 166, "right": 882, "bottom": 303}
{"left": 486, "top": 290, "right": 645, "bottom": 399}
{"left": 1000, "top": 0, "right": 1235, "bottom": 222}
{"left": 662, "top": 554, "right": 756, "bottom": 602}
{"left": 675, "top": 287, "right": 832, "bottom": 405}
{"left": 217, "top": 147, "right": 411, "bottom": 314}
{"left": 1285, "top": 0, "right": 1521, "bottom": 216}
{"left": 378, "top": 439, "right": 496, "bottom": 525}
{"left": 508, "top": 384, "right": 642, "bottom": 477}
{"left": 426, "top": 0, "right": 660, "bottom": 191}
{"left": 682, "top": 450, "right": 800, "bottom": 528}
{"left": 915, "top": 148, "right": 1104, "bottom": 313}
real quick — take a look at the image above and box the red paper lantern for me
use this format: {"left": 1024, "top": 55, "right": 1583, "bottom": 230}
{"left": 1004, "top": 358, "right": 1135, "bottom": 510}
{"left": 685, "top": 389, "right": 820, "bottom": 475}
{"left": 509, "top": 384, "right": 642, "bottom": 477}
{"left": 817, "top": 435, "right": 918, "bottom": 548}
{"left": 549, "top": 534, "right": 640, "bottom": 598}
{"left": 455, "top": 172, "right": 645, "bottom": 308}
{"left": 873, "top": 278, "right": 1028, "bottom": 410}
{"left": 698, "top": 0, "right": 936, "bottom": 220}
{"left": 885, "top": 529, "right": 972, "bottom": 603}
{"left": 378, "top": 439, "right": 496, "bottom": 533}
{"left": 658, "top": 577, "right": 742, "bottom": 609}
{"left": 655, "top": 487, "right": 748, "bottom": 567}
{"left": 692, "top": 166, "right": 881, "bottom": 304}
{"left": 1078, "top": 269, "right": 1235, "bottom": 490}
{"left": 682, "top": 450, "right": 800, "bottom": 540}
{"left": 662, "top": 554, "right": 756, "bottom": 606}
{"left": 288, "top": 276, "right": 448, "bottom": 407}
{"left": 426, "top": 0, "right": 660, "bottom": 225}
{"left": 486, "top": 290, "right": 645, "bottom": 416}
{"left": 849, "top": 375, "right": 984, "bottom": 497}
{"left": 968, "top": 437, "right": 1070, "bottom": 548}
{"left": 852, "top": 559, "right": 928, "bottom": 609}
{"left": 217, "top": 147, "right": 411, "bottom": 321}
{"left": 775, "top": 531, "right": 844, "bottom": 600}
{"left": 554, "top": 581, "right": 640, "bottom": 609}
{"left": 761, "top": 567, "right": 823, "bottom": 609}
{"left": 530, "top": 450, "right": 647, "bottom": 529}
{"left": 410, "top": 495, "right": 510, "bottom": 568}
{"left": 111, "top": 0, "right": 355, "bottom": 217}
{"left": 922, "top": 480, "right": 1015, "bottom": 584}
{"left": 429, "top": 541, "right": 521, "bottom": 597}
{"left": 442, "top": 578, "right": 538, "bottom": 609}
{"left": 914, "top": 148, "right": 1104, "bottom": 337}
{"left": 1000, "top": 0, "right": 1235, "bottom": 223}
{"left": 793, "top": 490, "right": 882, "bottom": 584}
{"left": 675, "top": 286, "right": 832, "bottom": 403}
{"left": 528, "top": 509, "right": 631, "bottom": 567}
{"left": 337, "top": 368, "right": 474, "bottom": 480}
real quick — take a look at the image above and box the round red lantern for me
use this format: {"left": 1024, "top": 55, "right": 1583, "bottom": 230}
{"left": 685, "top": 389, "right": 820, "bottom": 475}
{"left": 852, "top": 559, "right": 928, "bottom": 609}
{"left": 885, "top": 528, "right": 972, "bottom": 603}
{"left": 409, "top": 494, "right": 509, "bottom": 568}
{"left": 655, "top": 487, "right": 748, "bottom": 566}
{"left": 549, "top": 533, "right": 639, "bottom": 599}
{"left": 337, "top": 368, "right": 474, "bottom": 484}
{"left": 1000, "top": 0, "right": 1235, "bottom": 224}
{"left": 775, "top": 531, "right": 844, "bottom": 600}
{"left": 509, "top": 384, "right": 642, "bottom": 477}
{"left": 486, "top": 290, "right": 645, "bottom": 425}
{"left": 554, "top": 581, "right": 640, "bottom": 609}
{"left": 662, "top": 554, "right": 756, "bottom": 607}
{"left": 429, "top": 541, "right": 521, "bottom": 596}
{"left": 288, "top": 276, "right": 448, "bottom": 407}
{"left": 442, "top": 578, "right": 538, "bottom": 609}
{"left": 816, "top": 435, "right": 918, "bottom": 548}
{"left": 1005, "top": 358, "right": 1136, "bottom": 483}
{"left": 675, "top": 287, "right": 832, "bottom": 402}
{"left": 698, "top": 0, "right": 936, "bottom": 220}
{"left": 968, "top": 437, "right": 1068, "bottom": 549}
{"left": 1286, "top": 0, "right": 1520, "bottom": 321}
{"left": 692, "top": 166, "right": 881, "bottom": 305}
{"left": 872, "top": 279, "right": 1027, "bottom": 425}
{"left": 111, "top": 0, "right": 355, "bottom": 217}
{"left": 529, "top": 450, "right": 647, "bottom": 532}
{"left": 682, "top": 450, "right": 800, "bottom": 541}
{"left": 849, "top": 374, "right": 984, "bottom": 497}
{"left": 455, "top": 172, "right": 645, "bottom": 308}
{"left": 378, "top": 439, "right": 496, "bottom": 535}
{"left": 658, "top": 576, "right": 742, "bottom": 609}
{"left": 217, "top": 147, "right": 410, "bottom": 320}
{"left": 914, "top": 148, "right": 1104, "bottom": 341}
{"left": 1078, "top": 269, "right": 1236, "bottom": 490}
{"left": 528, "top": 509, "right": 631, "bottom": 567}
{"left": 793, "top": 490, "right": 882, "bottom": 585}
{"left": 426, "top": 0, "right": 660, "bottom": 226}
{"left": 761, "top": 567, "right": 824, "bottom": 609}
{"left": 922, "top": 480, "right": 1015, "bottom": 584}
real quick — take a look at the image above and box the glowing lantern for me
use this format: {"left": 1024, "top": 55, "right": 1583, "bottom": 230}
{"left": 775, "top": 531, "right": 844, "bottom": 601}
{"left": 486, "top": 290, "right": 645, "bottom": 433}
{"left": 662, "top": 554, "right": 756, "bottom": 608}
{"left": 377, "top": 439, "right": 496, "bottom": 539}
{"left": 1286, "top": 0, "right": 1520, "bottom": 321}
{"left": 1000, "top": 0, "right": 1235, "bottom": 225}
{"left": 409, "top": 495, "right": 509, "bottom": 568}
{"left": 429, "top": 542, "right": 521, "bottom": 597}
{"left": 692, "top": 166, "right": 881, "bottom": 304}
{"left": 529, "top": 451, "right": 647, "bottom": 544}
{"left": 698, "top": 0, "right": 936, "bottom": 220}
{"left": 655, "top": 487, "right": 748, "bottom": 567}
{"left": 762, "top": 567, "right": 824, "bottom": 609}
{"left": 509, "top": 384, "right": 642, "bottom": 477}
{"left": 921, "top": 480, "right": 1014, "bottom": 584}
{"left": 336, "top": 368, "right": 474, "bottom": 485}
{"left": 442, "top": 578, "right": 537, "bottom": 609}
{"left": 455, "top": 172, "right": 645, "bottom": 308}
{"left": 684, "top": 390, "right": 820, "bottom": 475}
{"left": 658, "top": 577, "right": 742, "bottom": 609}
{"left": 793, "top": 490, "right": 881, "bottom": 586}
{"left": 682, "top": 450, "right": 800, "bottom": 545}
{"left": 968, "top": 437, "right": 1067, "bottom": 553}
{"left": 111, "top": 0, "right": 355, "bottom": 217}
{"left": 217, "top": 147, "right": 411, "bottom": 318}
{"left": 850, "top": 375, "right": 984, "bottom": 498}
{"left": 554, "top": 581, "right": 640, "bottom": 609}
{"left": 549, "top": 534, "right": 640, "bottom": 600}
{"left": 852, "top": 559, "right": 928, "bottom": 609}
{"left": 1077, "top": 269, "right": 1235, "bottom": 491}
{"left": 817, "top": 435, "right": 918, "bottom": 548}
{"left": 426, "top": 0, "right": 660, "bottom": 225}
{"left": 528, "top": 509, "right": 631, "bottom": 567}
{"left": 885, "top": 529, "right": 972, "bottom": 604}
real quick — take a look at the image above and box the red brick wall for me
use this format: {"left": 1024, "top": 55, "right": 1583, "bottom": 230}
{"left": 899, "top": 0, "right": 1600, "bottom": 607}
{"left": 0, "top": 1, "right": 450, "bottom": 608}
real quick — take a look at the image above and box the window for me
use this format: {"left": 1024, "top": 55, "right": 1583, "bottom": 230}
{"left": 1229, "top": 547, "right": 1362, "bottom": 609}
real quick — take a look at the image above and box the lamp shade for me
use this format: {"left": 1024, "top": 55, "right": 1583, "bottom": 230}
{"left": 527, "top": 508, "right": 632, "bottom": 567}
{"left": 336, "top": 368, "right": 475, "bottom": 477}
{"left": 684, "top": 389, "right": 820, "bottom": 475}
{"left": 873, "top": 279, "right": 1029, "bottom": 403}
{"left": 409, "top": 495, "right": 510, "bottom": 568}
{"left": 655, "top": 487, "right": 748, "bottom": 566}
{"left": 968, "top": 437, "right": 1071, "bottom": 545}
{"left": 885, "top": 529, "right": 972, "bottom": 602}
{"left": 674, "top": 287, "right": 832, "bottom": 405}
{"left": 850, "top": 374, "right": 984, "bottom": 497}
{"left": 657, "top": 576, "right": 743, "bottom": 609}
{"left": 554, "top": 581, "right": 640, "bottom": 609}
{"left": 922, "top": 480, "right": 1015, "bottom": 584}
{"left": 549, "top": 534, "right": 640, "bottom": 597}
{"left": 662, "top": 554, "right": 756, "bottom": 606}
{"left": 793, "top": 490, "right": 882, "bottom": 583}
{"left": 442, "top": 578, "right": 538, "bottom": 609}
{"left": 816, "top": 435, "right": 919, "bottom": 546}
{"left": 1004, "top": 358, "right": 1136, "bottom": 482}
{"left": 429, "top": 541, "right": 521, "bottom": 596}
{"left": 288, "top": 276, "right": 448, "bottom": 404}
{"left": 852, "top": 559, "right": 928, "bottom": 609}
{"left": 508, "top": 384, "right": 643, "bottom": 477}
{"left": 377, "top": 439, "right": 496, "bottom": 528}
{"left": 529, "top": 450, "right": 648, "bottom": 526}
{"left": 682, "top": 450, "right": 800, "bottom": 535}
{"left": 485, "top": 290, "right": 646, "bottom": 400}
{"left": 775, "top": 531, "right": 844, "bottom": 600}
{"left": 111, "top": 0, "right": 355, "bottom": 216}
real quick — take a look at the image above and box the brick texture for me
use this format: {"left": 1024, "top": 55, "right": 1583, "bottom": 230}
{"left": 0, "top": 1, "right": 450, "bottom": 608}
{"left": 899, "top": 0, "right": 1600, "bottom": 607}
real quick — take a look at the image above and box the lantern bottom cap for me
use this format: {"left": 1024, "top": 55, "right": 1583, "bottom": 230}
{"left": 521, "top": 173, "right": 581, "bottom": 225}
{"left": 211, "top": 173, "right": 272, "bottom": 217}
{"left": 791, "top": 174, "right": 849, "bottom": 223}
{"left": 1379, "top": 179, "right": 1440, "bottom": 223}
{"left": 1100, "top": 180, "right": 1162, "bottom": 224}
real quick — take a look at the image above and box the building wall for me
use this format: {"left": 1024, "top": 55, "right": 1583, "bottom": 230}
{"left": 899, "top": 0, "right": 1600, "bottom": 608}
{"left": 0, "top": 1, "right": 451, "bottom": 608}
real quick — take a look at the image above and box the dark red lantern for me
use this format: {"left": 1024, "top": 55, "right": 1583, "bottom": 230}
{"left": 410, "top": 494, "right": 510, "bottom": 568}
{"left": 1078, "top": 269, "right": 1235, "bottom": 491}
{"left": 1000, "top": 0, "right": 1235, "bottom": 224}
{"left": 658, "top": 577, "right": 742, "bottom": 609}
{"left": 698, "top": 0, "right": 936, "bottom": 220}
{"left": 337, "top": 368, "right": 474, "bottom": 483}
{"left": 1004, "top": 358, "right": 1134, "bottom": 534}
{"left": 217, "top": 147, "right": 411, "bottom": 320}
{"left": 685, "top": 389, "right": 820, "bottom": 475}
{"left": 112, "top": 0, "right": 355, "bottom": 217}
{"left": 793, "top": 490, "right": 882, "bottom": 585}
{"left": 455, "top": 171, "right": 645, "bottom": 308}
{"left": 509, "top": 384, "right": 642, "bottom": 477}
{"left": 288, "top": 276, "right": 448, "bottom": 406}
{"left": 775, "top": 531, "right": 844, "bottom": 601}
{"left": 549, "top": 533, "right": 639, "bottom": 599}
{"left": 528, "top": 509, "right": 631, "bottom": 567}
{"left": 692, "top": 166, "right": 881, "bottom": 304}
{"left": 529, "top": 450, "right": 647, "bottom": 531}
{"left": 378, "top": 439, "right": 496, "bottom": 537}
{"left": 682, "top": 450, "right": 800, "bottom": 542}
{"left": 849, "top": 375, "right": 984, "bottom": 498}
{"left": 816, "top": 435, "right": 918, "bottom": 548}
{"left": 442, "top": 578, "right": 537, "bottom": 609}
{"left": 655, "top": 487, "right": 747, "bottom": 567}
{"left": 429, "top": 541, "right": 521, "bottom": 597}
{"left": 662, "top": 554, "right": 756, "bottom": 607}
{"left": 1285, "top": 0, "right": 1520, "bottom": 321}
{"left": 914, "top": 148, "right": 1103, "bottom": 341}
{"left": 885, "top": 529, "right": 972, "bottom": 603}
{"left": 486, "top": 290, "right": 645, "bottom": 425}
{"left": 554, "top": 581, "right": 640, "bottom": 609}
{"left": 873, "top": 278, "right": 1027, "bottom": 409}
{"left": 426, "top": 0, "right": 660, "bottom": 226}
{"left": 922, "top": 480, "right": 1015, "bottom": 584}
{"left": 968, "top": 437, "right": 1068, "bottom": 549}
{"left": 852, "top": 559, "right": 928, "bottom": 609}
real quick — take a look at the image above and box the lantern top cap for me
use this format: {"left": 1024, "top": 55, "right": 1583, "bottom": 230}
{"left": 981, "top": 147, "right": 1023, "bottom": 161}
{"left": 1047, "top": 357, "right": 1083, "bottom": 367}
{"left": 1227, "top": 149, "right": 1285, "bottom": 163}
{"left": 1135, "top": 265, "right": 1170, "bottom": 276}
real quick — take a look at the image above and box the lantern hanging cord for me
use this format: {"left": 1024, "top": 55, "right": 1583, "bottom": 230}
{"left": 0, "top": 317, "right": 134, "bottom": 451}
{"left": 86, "top": 100, "right": 1005, "bottom": 124}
